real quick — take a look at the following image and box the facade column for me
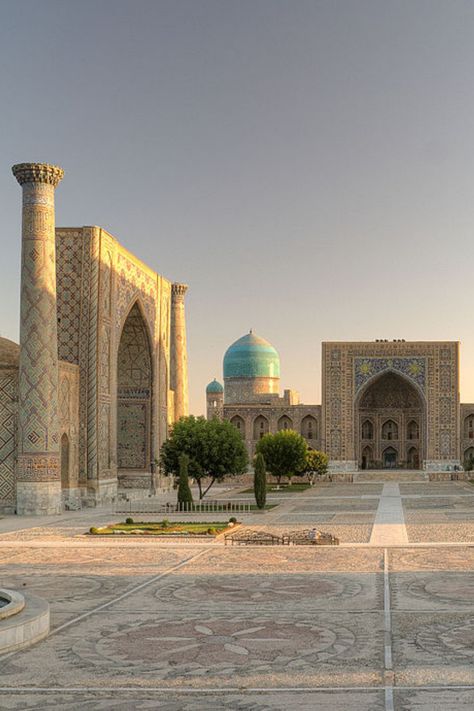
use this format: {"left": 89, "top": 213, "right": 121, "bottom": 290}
{"left": 170, "top": 283, "right": 189, "bottom": 421}
{"left": 12, "top": 162, "right": 64, "bottom": 515}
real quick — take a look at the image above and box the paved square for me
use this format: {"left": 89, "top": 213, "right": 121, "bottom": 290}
{"left": 0, "top": 476, "right": 474, "bottom": 709}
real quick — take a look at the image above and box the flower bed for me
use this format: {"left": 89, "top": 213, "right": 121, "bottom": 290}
{"left": 87, "top": 519, "right": 239, "bottom": 537}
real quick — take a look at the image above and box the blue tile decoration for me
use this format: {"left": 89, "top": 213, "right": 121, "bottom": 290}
{"left": 354, "top": 356, "right": 426, "bottom": 393}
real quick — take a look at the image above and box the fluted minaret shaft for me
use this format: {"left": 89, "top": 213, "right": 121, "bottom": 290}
{"left": 170, "top": 283, "right": 189, "bottom": 420}
{"left": 12, "top": 162, "right": 64, "bottom": 515}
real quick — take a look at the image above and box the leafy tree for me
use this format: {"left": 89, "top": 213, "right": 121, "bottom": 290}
{"left": 301, "top": 449, "right": 329, "bottom": 484}
{"left": 256, "top": 430, "right": 307, "bottom": 485}
{"left": 177, "top": 454, "right": 193, "bottom": 509}
{"left": 160, "top": 415, "right": 248, "bottom": 499}
{"left": 253, "top": 453, "right": 267, "bottom": 509}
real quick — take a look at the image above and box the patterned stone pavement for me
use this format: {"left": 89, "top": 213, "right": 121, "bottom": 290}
{"left": 0, "top": 478, "right": 474, "bottom": 708}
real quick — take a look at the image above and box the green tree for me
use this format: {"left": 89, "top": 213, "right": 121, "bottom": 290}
{"left": 177, "top": 454, "right": 193, "bottom": 509}
{"left": 256, "top": 430, "right": 307, "bottom": 485}
{"left": 301, "top": 449, "right": 329, "bottom": 484}
{"left": 253, "top": 453, "right": 267, "bottom": 509}
{"left": 160, "top": 415, "right": 248, "bottom": 499}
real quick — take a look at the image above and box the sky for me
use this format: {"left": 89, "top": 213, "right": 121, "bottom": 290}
{"left": 1, "top": 0, "right": 474, "bottom": 414}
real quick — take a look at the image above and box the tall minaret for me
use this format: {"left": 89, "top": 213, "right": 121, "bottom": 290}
{"left": 12, "top": 162, "right": 64, "bottom": 515}
{"left": 170, "top": 282, "right": 189, "bottom": 421}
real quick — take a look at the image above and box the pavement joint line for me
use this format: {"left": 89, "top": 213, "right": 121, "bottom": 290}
{"left": 383, "top": 548, "right": 392, "bottom": 671}
{"left": 385, "top": 686, "right": 394, "bottom": 711}
{"left": 1, "top": 685, "right": 474, "bottom": 693}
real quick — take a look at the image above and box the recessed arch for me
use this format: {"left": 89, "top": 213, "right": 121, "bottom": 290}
{"left": 381, "top": 419, "right": 399, "bottom": 441}
{"left": 253, "top": 415, "right": 269, "bottom": 440}
{"left": 361, "top": 419, "right": 374, "bottom": 440}
{"left": 60, "top": 432, "right": 70, "bottom": 489}
{"left": 277, "top": 415, "right": 293, "bottom": 431}
{"left": 464, "top": 447, "right": 474, "bottom": 470}
{"left": 407, "top": 446, "right": 419, "bottom": 469}
{"left": 407, "top": 419, "right": 419, "bottom": 440}
{"left": 117, "top": 301, "right": 153, "bottom": 472}
{"left": 301, "top": 415, "right": 317, "bottom": 440}
{"left": 463, "top": 414, "right": 474, "bottom": 439}
{"left": 230, "top": 415, "right": 245, "bottom": 438}
{"left": 382, "top": 446, "right": 398, "bottom": 469}
{"left": 361, "top": 445, "right": 373, "bottom": 470}
{"left": 355, "top": 369, "right": 425, "bottom": 470}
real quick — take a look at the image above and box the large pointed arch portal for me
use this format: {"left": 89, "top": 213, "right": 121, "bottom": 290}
{"left": 355, "top": 370, "right": 425, "bottom": 470}
{"left": 117, "top": 303, "right": 153, "bottom": 475}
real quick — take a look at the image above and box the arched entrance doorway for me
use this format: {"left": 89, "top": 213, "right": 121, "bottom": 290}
{"left": 356, "top": 370, "right": 425, "bottom": 470}
{"left": 383, "top": 447, "right": 397, "bottom": 469}
{"left": 117, "top": 303, "right": 153, "bottom": 479}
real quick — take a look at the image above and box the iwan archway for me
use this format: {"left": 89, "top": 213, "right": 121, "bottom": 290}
{"left": 355, "top": 370, "right": 425, "bottom": 470}
{"left": 116, "top": 302, "right": 153, "bottom": 487}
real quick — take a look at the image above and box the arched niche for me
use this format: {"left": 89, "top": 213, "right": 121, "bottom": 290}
{"left": 253, "top": 415, "right": 269, "bottom": 440}
{"left": 277, "top": 415, "right": 293, "bottom": 431}
{"left": 301, "top": 415, "right": 317, "bottom": 440}
{"left": 230, "top": 415, "right": 245, "bottom": 438}
{"left": 355, "top": 370, "right": 425, "bottom": 470}
{"left": 116, "top": 302, "right": 153, "bottom": 471}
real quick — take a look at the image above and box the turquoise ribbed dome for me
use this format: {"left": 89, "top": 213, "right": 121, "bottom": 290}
{"left": 223, "top": 331, "right": 280, "bottom": 379}
{"left": 206, "top": 378, "right": 224, "bottom": 393}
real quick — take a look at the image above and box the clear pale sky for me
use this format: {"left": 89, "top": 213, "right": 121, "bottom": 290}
{"left": 1, "top": 0, "right": 474, "bottom": 414}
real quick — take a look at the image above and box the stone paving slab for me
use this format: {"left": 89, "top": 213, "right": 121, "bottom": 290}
{"left": 183, "top": 547, "right": 384, "bottom": 573}
{"left": 391, "top": 572, "right": 474, "bottom": 611}
{"left": 297, "top": 500, "right": 379, "bottom": 512}
{"left": 0, "top": 609, "right": 384, "bottom": 689}
{"left": 399, "top": 482, "right": 473, "bottom": 496}
{"left": 406, "top": 522, "right": 474, "bottom": 543}
{"left": 389, "top": 547, "right": 474, "bottom": 572}
{"left": 113, "top": 572, "right": 383, "bottom": 612}
{"left": 392, "top": 611, "right": 474, "bottom": 685}
{"left": 394, "top": 688, "right": 474, "bottom": 710}
{"left": 0, "top": 689, "right": 386, "bottom": 710}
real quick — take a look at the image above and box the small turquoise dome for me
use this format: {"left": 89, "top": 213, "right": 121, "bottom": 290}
{"left": 223, "top": 331, "right": 280, "bottom": 379}
{"left": 206, "top": 378, "right": 224, "bottom": 393}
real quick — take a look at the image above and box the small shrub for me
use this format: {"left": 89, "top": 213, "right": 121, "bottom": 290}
{"left": 161, "top": 519, "right": 170, "bottom": 529}
{"left": 89, "top": 527, "right": 99, "bottom": 534}
{"left": 125, "top": 517, "right": 134, "bottom": 525}
{"left": 207, "top": 527, "right": 218, "bottom": 535}
{"left": 229, "top": 516, "right": 237, "bottom": 524}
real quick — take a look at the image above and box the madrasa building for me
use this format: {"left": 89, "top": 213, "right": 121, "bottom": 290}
{"left": 0, "top": 162, "right": 189, "bottom": 516}
{"left": 207, "top": 333, "right": 474, "bottom": 475}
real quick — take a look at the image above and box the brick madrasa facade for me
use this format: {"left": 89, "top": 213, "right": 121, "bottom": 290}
{"left": 0, "top": 163, "right": 189, "bottom": 515}
{"left": 207, "top": 334, "right": 474, "bottom": 475}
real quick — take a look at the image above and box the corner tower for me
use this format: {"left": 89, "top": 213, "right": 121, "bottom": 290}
{"left": 206, "top": 379, "right": 224, "bottom": 419}
{"left": 12, "top": 162, "right": 64, "bottom": 514}
{"left": 170, "top": 282, "right": 189, "bottom": 420}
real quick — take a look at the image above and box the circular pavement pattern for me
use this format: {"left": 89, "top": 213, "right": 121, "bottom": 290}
{"left": 69, "top": 616, "right": 356, "bottom": 677}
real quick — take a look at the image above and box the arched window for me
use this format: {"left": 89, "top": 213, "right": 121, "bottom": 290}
{"left": 230, "top": 415, "right": 245, "bottom": 438}
{"left": 464, "top": 415, "right": 474, "bottom": 439}
{"left": 383, "top": 446, "right": 397, "bottom": 468}
{"left": 464, "top": 447, "right": 474, "bottom": 470}
{"left": 361, "top": 445, "right": 373, "bottom": 470}
{"left": 407, "top": 446, "right": 419, "bottom": 469}
{"left": 382, "top": 420, "right": 398, "bottom": 440}
{"left": 253, "top": 415, "right": 269, "bottom": 440}
{"left": 301, "top": 415, "right": 317, "bottom": 440}
{"left": 278, "top": 415, "right": 293, "bottom": 431}
{"left": 407, "top": 420, "right": 419, "bottom": 440}
{"left": 361, "top": 420, "right": 373, "bottom": 440}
